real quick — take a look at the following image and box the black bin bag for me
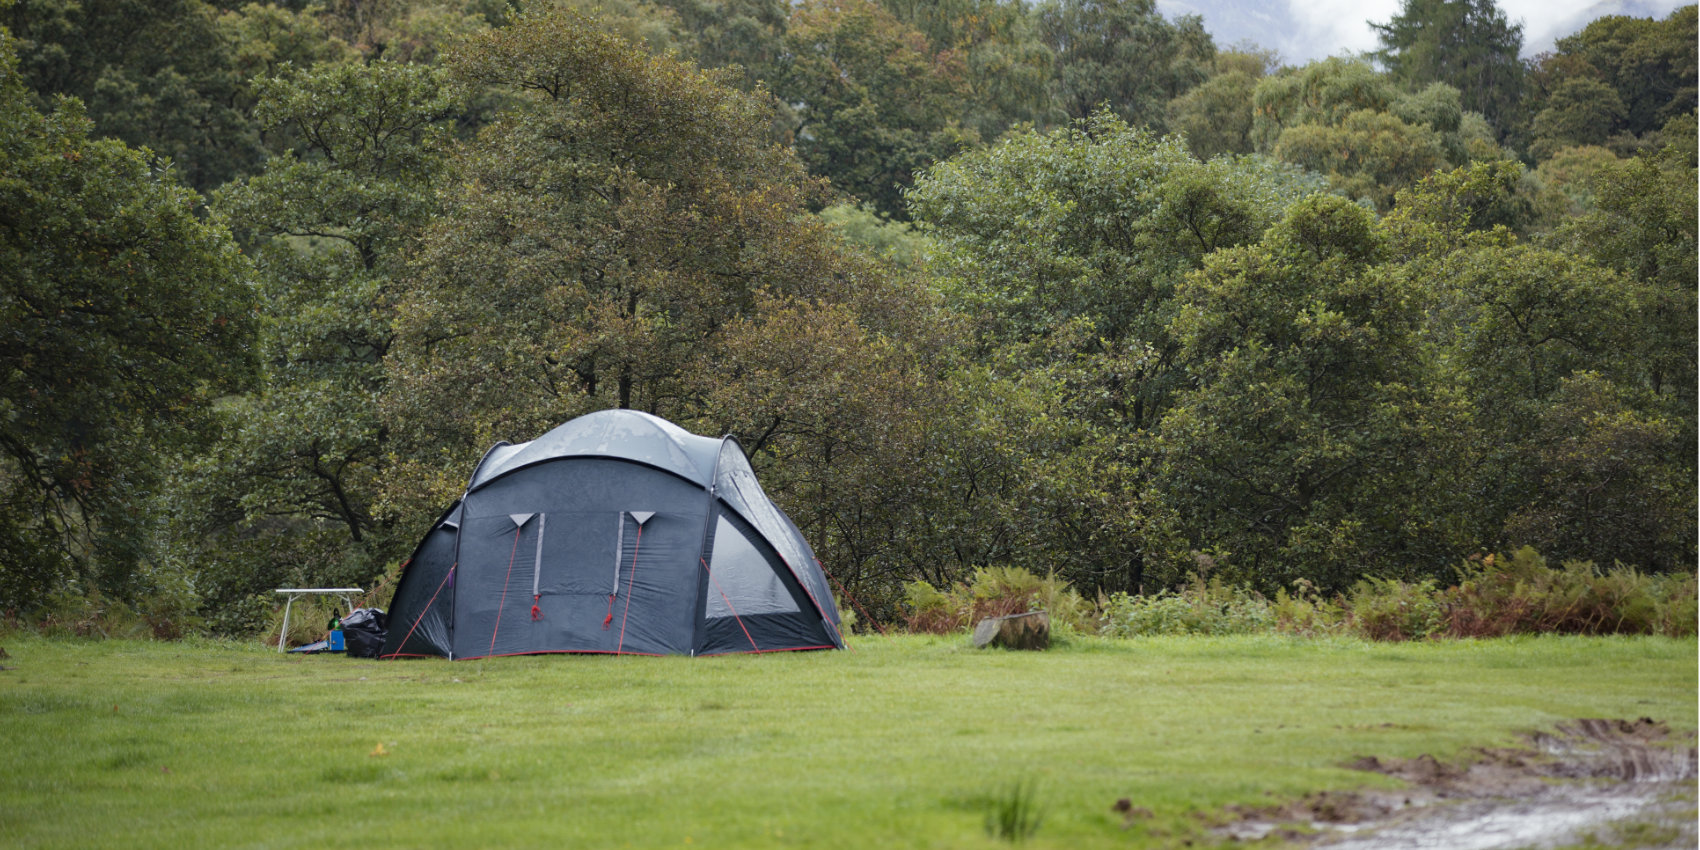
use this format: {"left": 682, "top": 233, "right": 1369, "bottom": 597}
{"left": 342, "top": 608, "right": 388, "bottom": 658}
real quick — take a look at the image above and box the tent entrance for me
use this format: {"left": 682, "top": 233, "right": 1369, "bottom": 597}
{"left": 697, "top": 509, "right": 831, "bottom": 655}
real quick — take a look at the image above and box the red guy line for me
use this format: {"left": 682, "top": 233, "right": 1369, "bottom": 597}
{"left": 700, "top": 557, "right": 760, "bottom": 652}
{"left": 383, "top": 562, "right": 455, "bottom": 660}
{"left": 616, "top": 522, "right": 645, "bottom": 654}
{"left": 488, "top": 526, "right": 524, "bottom": 657}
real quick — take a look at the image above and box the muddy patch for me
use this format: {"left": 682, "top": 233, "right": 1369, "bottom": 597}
{"left": 1218, "top": 718, "right": 1697, "bottom": 849}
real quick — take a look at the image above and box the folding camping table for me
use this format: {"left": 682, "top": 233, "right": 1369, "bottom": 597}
{"left": 275, "top": 588, "right": 363, "bottom": 652}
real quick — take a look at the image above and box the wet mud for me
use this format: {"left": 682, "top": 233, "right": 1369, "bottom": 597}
{"left": 1218, "top": 718, "right": 1698, "bottom": 849}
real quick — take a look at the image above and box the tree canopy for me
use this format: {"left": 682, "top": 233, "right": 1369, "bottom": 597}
{"left": 1371, "top": 0, "right": 1526, "bottom": 134}
{"left": 2, "top": 0, "right": 1694, "bottom": 626}
{"left": 0, "top": 34, "right": 255, "bottom": 609}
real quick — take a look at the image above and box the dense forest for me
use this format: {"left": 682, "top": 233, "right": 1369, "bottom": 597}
{"left": 1, "top": 0, "right": 1694, "bottom": 632}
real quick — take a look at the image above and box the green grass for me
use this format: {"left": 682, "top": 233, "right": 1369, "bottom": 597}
{"left": 0, "top": 633, "right": 1693, "bottom": 848}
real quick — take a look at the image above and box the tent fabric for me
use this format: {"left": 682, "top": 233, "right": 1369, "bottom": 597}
{"left": 467, "top": 409, "right": 723, "bottom": 489}
{"left": 381, "top": 410, "right": 843, "bottom": 660}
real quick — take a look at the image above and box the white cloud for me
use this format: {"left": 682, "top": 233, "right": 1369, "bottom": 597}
{"left": 1283, "top": 0, "right": 1400, "bottom": 59}
{"left": 1159, "top": 0, "right": 1692, "bottom": 65}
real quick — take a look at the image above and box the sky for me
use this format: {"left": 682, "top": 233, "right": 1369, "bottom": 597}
{"left": 1154, "top": 0, "right": 1692, "bottom": 65}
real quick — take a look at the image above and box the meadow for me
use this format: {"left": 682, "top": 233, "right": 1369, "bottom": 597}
{"left": 0, "top": 633, "right": 1693, "bottom": 848}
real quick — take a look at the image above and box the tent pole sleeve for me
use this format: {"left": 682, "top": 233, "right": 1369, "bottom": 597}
{"left": 689, "top": 440, "right": 731, "bottom": 655}
{"left": 613, "top": 513, "right": 624, "bottom": 596}
{"left": 533, "top": 513, "right": 546, "bottom": 598}
{"left": 446, "top": 494, "right": 469, "bottom": 659}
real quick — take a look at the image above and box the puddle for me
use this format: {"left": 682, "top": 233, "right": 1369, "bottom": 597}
{"left": 1218, "top": 718, "right": 1698, "bottom": 850}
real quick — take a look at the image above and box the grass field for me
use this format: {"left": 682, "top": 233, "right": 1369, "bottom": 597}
{"left": 0, "top": 633, "right": 1693, "bottom": 849}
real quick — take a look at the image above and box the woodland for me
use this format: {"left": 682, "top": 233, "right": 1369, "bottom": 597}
{"left": 0, "top": 0, "right": 1694, "bottom": 633}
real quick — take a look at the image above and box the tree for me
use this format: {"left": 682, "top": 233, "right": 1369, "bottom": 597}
{"left": 1526, "top": 6, "right": 1697, "bottom": 156}
{"left": 1499, "top": 373, "right": 1693, "bottom": 571}
{"left": 875, "top": 0, "right": 1058, "bottom": 139}
{"left": 1553, "top": 141, "right": 1697, "bottom": 419}
{"left": 381, "top": 9, "right": 947, "bottom": 579}
{"left": 1036, "top": 0, "right": 1213, "bottom": 128}
{"left": 1166, "top": 67, "right": 1258, "bottom": 160}
{"left": 1252, "top": 58, "right": 1499, "bottom": 209}
{"left": 910, "top": 112, "right": 1313, "bottom": 354}
{"left": 165, "top": 61, "right": 463, "bottom": 626}
{"left": 653, "top": 0, "right": 789, "bottom": 88}
{"left": 907, "top": 112, "right": 1320, "bottom": 591}
{"left": 1526, "top": 77, "right": 1627, "bottom": 160}
{"left": 773, "top": 0, "right": 975, "bottom": 218}
{"left": 0, "top": 34, "right": 255, "bottom": 610}
{"left": 1370, "top": 0, "right": 1526, "bottom": 134}
{"left": 1389, "top": 162, "right": 1693, "bottom": 572}
{"left": 2, "top": 0, "right": 266, "bottom": 191}
{"left": 1154, "top": 195, "right": 1468, "bottom": 591}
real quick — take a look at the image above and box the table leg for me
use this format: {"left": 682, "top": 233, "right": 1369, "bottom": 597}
{"left": 279, "top": 595, "right": 296, "bottom": 652}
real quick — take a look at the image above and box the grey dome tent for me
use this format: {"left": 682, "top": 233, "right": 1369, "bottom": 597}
{"left": 380, "top": 410, "right": 844, "bottom": 659}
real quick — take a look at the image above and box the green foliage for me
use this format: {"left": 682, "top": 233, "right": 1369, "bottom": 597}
{"left": 1524, "top": 6, "right": 1696, "bottom": 158}
{"left": 1528, "top": 77, "right": 1628, "bottom": 160}
{"left": 1370, "top": 0, "right": 1526, "bottom": 134}
{"left": 218, "top": 3, "right": 357, "bottom": 84}
{"left": 1347, "top": 577, "right": 1444, "bottom": 641}
{"left": 1497, "top": 373, "right": 1694, "bottom": 572}
{"left": 902, "top": 566, "right": 1087, "bottom": 633}
{"left": 1271, "top": 580, "right": 1347, "bottom": 637}
{"left": 0, "top": 0, "right": 1692, "bottom": 623}
{"left": 167, "top": 61, "right": 465, "bottom": 630}
{"left": 902, "top": 579, "right": 960, "bottom": 633}
{"left": 1166, "top": 68, "right": 1257, "bottom": 159}
{"left": 383, "top": 8, "right": 959, "bottom": 615}
{"left": 876, "top": 0, "right": 1058, "bottom": 140}
{"left": 1099, "top": 575, "right": 1275, "bottom": 637}
{"left": 0, "top": 34, "right": 256, "bottom": 611}
{"left": 1252, "top": 58, "right": 1492, "bottom": 209}
{"left": 918, "top": 114, "right": 1326, "bottom": 598}
{"left": 263, "top": 594, "right": 343, "bottom": 648}
{"left": 1443, "top": 548, "right": 1698, "bottom": 638}
{"left": 1385, "top": 159, "right": 1534, "bottom": 239}
{"left": 651, "top": 0, "right": 788, "bottom": 89}
{"left": 1553, "top": 141, "right": 1697, "bottom": 410}
{"left": 1036, "top": 0, "right": 1213, "bottom": 129}
{"left": 818, "top": 202, "right": 930, "bottom": 268}
{"left": 1530, "top": 144, "right": 1620, "bottom": 221}
{"left": 10, "top": 582, "right": 204, "bottom": 641}
{"left": 774, "top": 0, "right": 976, "bottom": 218}
{"left": 1378, "top": 155, "right": 1693, "bottom": 574}
{"left": 2, "top": 0, "right": 265, "bottom": 189}
{"left": 1156, "top": 195, "right": 1471, "bottom": 591}
{"left": 910, "top": 108, "right": 1311, "bottom": 368}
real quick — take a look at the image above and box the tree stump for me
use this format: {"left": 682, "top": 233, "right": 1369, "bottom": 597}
{"left": 972, "top": 611, "right": 1050, "bottom": 650}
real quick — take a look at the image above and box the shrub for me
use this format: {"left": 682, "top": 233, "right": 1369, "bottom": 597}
{"left": 1099, "top": 575, "right": 1275, "bottom": 637}
{"left": 1443, "top": 547, "right": 1699, "bottom": 637}
{"left": 968, "top": 566, "right": 1045, "bottom": 621}
{"left": 903, "top": 567, "right": 1089, "bottom": 634}
{"left": 903, "top": 580, "right": 963, "bottom": 634}
{"left": 1347, "top": 577, "right": 1444, "bottom": 641}
{"left": 1656, "top": 573, "right": 1698, "bottom": 638}
{"left": 31, "top": 588, "right": 150, "bottom": 640}
{"left": 1271, "top": 579, "right": 1347, "bottom": 636}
